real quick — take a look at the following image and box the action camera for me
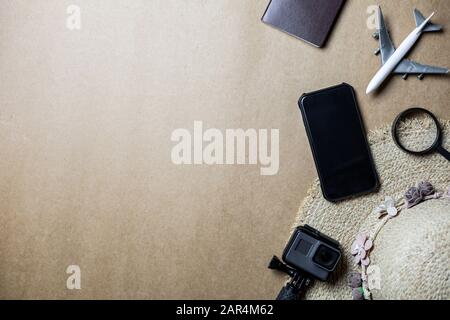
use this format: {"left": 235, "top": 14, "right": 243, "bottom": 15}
{"left": 269, "top": 225, "right": 342, "bottom": 300}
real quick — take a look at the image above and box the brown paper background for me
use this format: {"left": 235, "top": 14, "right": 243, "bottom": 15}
{"left": 0, "top": 0, "right": 449, "bottom": 299}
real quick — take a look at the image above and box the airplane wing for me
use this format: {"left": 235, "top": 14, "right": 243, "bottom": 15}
{"left": 394, "top": 59, "right": 449, "bottom": 74}
{"left": 377, "top": 7, "right": 396, "bottom": 65}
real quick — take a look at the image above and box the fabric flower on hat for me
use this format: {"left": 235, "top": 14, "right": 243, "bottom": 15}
{"left": 375, "top": 197, "right": 398, "bottom": 218}
{"left": 351, "top": 233, "right": 373, "bottom": 266}
{"left": 405, "top": 187, "right": 422, "bottom": 209}
{"left": 418, "top": 181, "right": 435, "bottom": 197}
{"left": 405, "top": 181, "right": 437, "bottom": 209}
{"left": 347, "top": 272, "right": 362, "bottom": 289}
{"left": 347, "top": 273, "right": 365, "bottom": 300}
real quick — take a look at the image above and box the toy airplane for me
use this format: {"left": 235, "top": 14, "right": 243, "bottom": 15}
{"left": 366, "top": 7, "right": 448, "bottom": 94}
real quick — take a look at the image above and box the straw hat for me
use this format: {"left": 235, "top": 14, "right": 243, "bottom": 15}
{"left": 293, "top": 117, "right": 450, "bottom": 300}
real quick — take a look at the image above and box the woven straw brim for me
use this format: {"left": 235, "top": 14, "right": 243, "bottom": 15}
{"left": 369, "top": 199, "right": 449, "bottom": 300}
{"left": 293, "top": 118, "right": 450, "bottom": 300}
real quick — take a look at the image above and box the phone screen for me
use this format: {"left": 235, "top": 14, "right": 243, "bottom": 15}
{"left": 299, "top": 84, "right": 378, "bottom": 201}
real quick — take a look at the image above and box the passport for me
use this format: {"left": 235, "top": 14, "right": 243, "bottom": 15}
{"left": 262, "top": 0, "right": 346, "bottom": 48}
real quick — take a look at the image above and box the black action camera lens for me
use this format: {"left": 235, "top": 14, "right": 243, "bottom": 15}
{"left": 313, "top": 245, "right": 340, "bottom": 270}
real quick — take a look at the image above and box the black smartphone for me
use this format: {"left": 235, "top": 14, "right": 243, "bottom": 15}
{"left": 298, "top": 83, "right": 379, "bottom": 202}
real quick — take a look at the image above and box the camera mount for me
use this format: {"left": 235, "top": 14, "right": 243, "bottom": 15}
{"left": 268, "top": 256, "right": 312, "bottom": 300}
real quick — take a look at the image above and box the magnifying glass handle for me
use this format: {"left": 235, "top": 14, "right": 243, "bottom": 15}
{"left": 436, "top": 145, "right": 450, "bottom": 161}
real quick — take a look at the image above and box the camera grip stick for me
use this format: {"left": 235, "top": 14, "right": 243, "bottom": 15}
{"left": 276, "top": 275, "right": 311, "bottom": 300}
{"left": 276, "top": 284, "right": 301, "bottom": 300}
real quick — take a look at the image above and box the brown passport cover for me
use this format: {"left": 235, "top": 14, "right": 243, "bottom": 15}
{"left": 262, "top": 0, "right": 345, "bottom": 48}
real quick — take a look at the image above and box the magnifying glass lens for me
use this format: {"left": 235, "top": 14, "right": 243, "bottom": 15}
{"left": 396, "top": 111, "right": 438, "bottom": 153}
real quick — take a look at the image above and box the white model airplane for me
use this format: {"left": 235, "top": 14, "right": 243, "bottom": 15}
{"left": 366, "top": 7, "right": 448, "bottom": 94}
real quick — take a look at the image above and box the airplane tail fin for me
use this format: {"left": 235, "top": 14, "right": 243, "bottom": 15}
{"left": 414, "top": 9, "right": 443, "bottom": 32}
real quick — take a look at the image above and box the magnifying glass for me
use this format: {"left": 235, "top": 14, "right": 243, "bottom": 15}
{"left": 392, "top": 108, "right": 450, "bottom": 161}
